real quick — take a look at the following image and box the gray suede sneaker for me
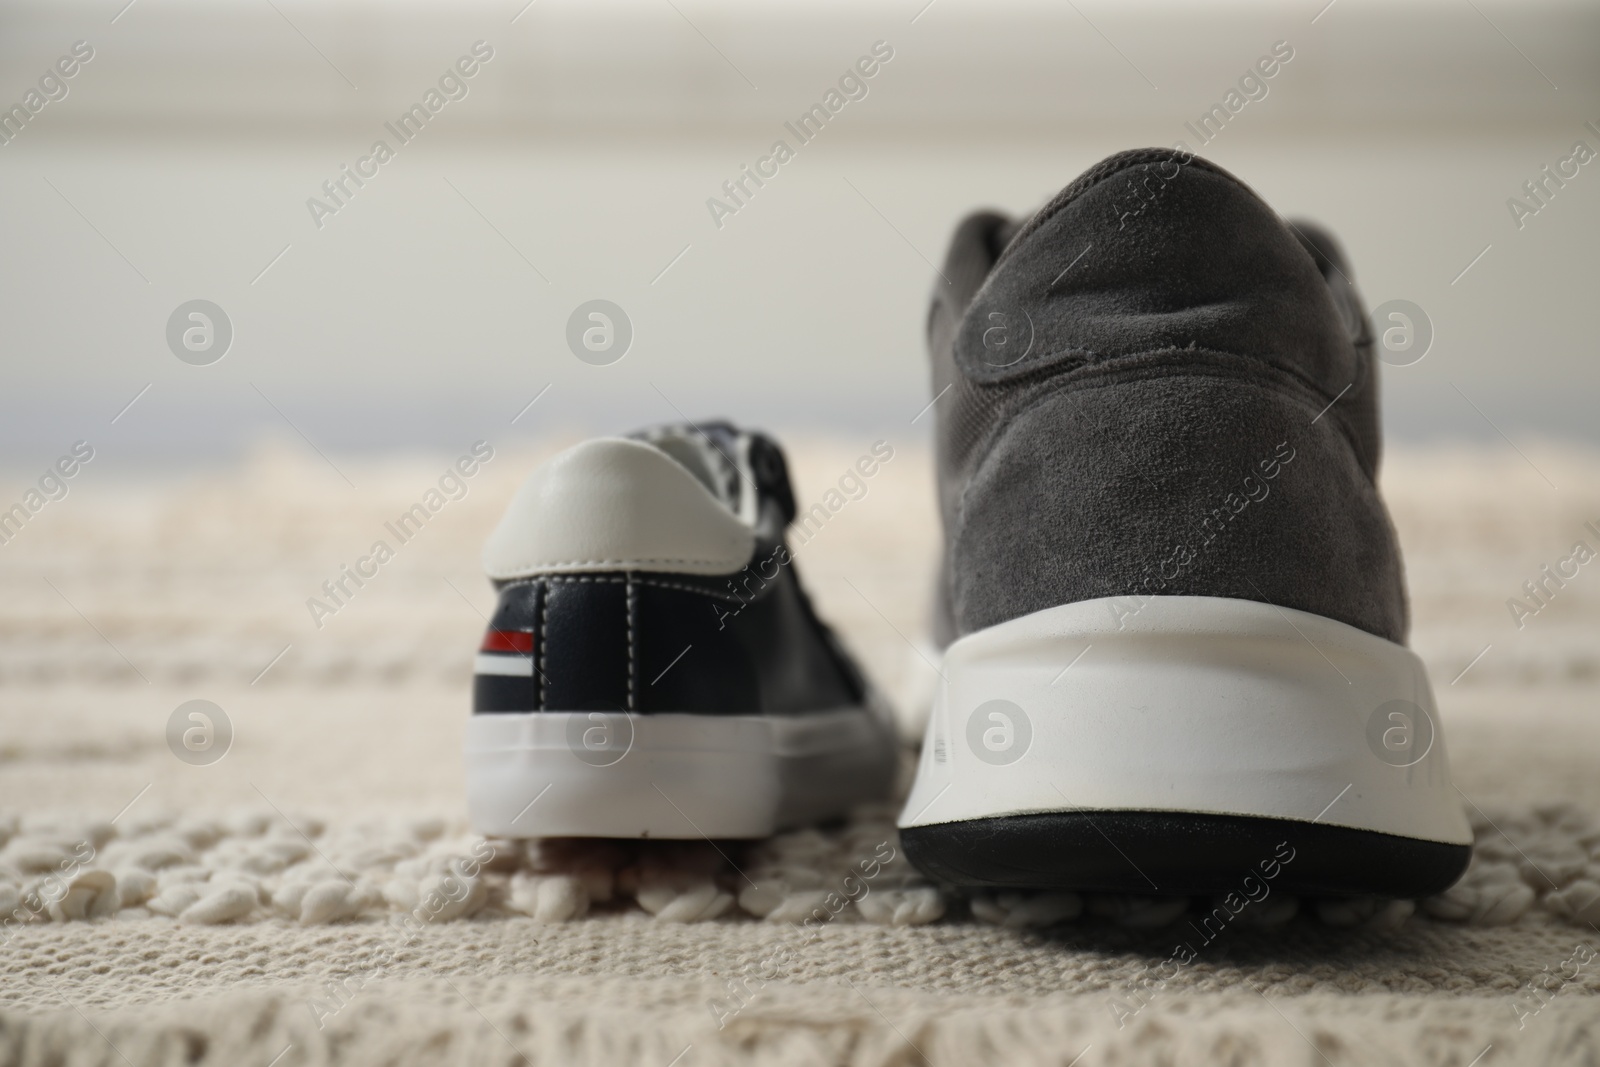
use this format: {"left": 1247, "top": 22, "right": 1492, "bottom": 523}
{"left": 898, "top": 149, "right": 1472, "bottom": 899}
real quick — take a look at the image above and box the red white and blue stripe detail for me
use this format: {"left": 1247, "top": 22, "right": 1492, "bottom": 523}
{"left": 475, "top": 629, "right": 534, "bottom": 677}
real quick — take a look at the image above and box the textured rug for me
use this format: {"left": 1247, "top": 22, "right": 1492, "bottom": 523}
{"left": 3, "top": 438, "right": 1599, "bottom": 1064}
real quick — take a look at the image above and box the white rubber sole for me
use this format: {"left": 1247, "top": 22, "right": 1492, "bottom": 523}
{"left": 898, "top": 594, "right": 1472, "bottom": 847}
{"left": 466, "top": 705, "right": 897, "bottom": 839}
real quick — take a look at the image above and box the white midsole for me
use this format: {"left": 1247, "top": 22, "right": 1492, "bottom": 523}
{"left": 898, "top": 594, "right": 1473, "bottom": 846}
{"left": 466, "top": 705, "right": 896, "bottom": 839}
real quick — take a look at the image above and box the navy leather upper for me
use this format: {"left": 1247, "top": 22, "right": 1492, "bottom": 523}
{"left": 473, "top": 426, "right": 866, "bottom": 716}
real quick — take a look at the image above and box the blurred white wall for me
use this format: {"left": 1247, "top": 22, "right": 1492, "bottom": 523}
{"left": 0, "top": 0, "right": 1596, "bottom": 471}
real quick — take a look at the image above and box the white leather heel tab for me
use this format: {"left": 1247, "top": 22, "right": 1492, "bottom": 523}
{"left": 482, "top": 438, "right": 756, "bottom": 579}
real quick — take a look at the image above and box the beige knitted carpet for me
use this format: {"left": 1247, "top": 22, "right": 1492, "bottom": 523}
{"left": 3, "top": 438, "right": 1600, "bottom": 1065}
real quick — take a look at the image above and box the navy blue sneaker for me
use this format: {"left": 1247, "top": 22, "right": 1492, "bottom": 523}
{"left": 466, "top": 422, "right": 897, "bottom": 839}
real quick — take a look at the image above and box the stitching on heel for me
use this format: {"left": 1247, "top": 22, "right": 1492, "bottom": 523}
{"left": 625, "top": 573, "right": 637, "bottom": 712}
{"left": 538, "top": 580, "right": 549, "bottom": 711}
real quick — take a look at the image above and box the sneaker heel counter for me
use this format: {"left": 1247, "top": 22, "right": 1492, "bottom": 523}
{"left": 472, "top": 575, "right": 636, "bottom": 713}
{"left": 481, "top": 438, "right": 756, "bottom": 582}
{"left": 474, "top": 438, "right": 766, "bottom": 713}
{"left": 951, "top": 373, "right": 1408, "bottom": 642}
{"left": 473, "top": 572, "right": 769, "bottom": 714}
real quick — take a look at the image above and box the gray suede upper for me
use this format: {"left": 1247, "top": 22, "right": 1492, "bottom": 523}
{"left": 929, "top": 148, "right": 1408, "bottom": 645}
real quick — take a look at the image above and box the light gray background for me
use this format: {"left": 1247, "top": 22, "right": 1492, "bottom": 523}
{"left": 1, "top": 0, "right": 1596, "bottom": 472}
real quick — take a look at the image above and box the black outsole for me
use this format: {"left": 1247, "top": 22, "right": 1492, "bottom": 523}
{"left": 901, "top": 810, "right": 1472, "bottom": 899}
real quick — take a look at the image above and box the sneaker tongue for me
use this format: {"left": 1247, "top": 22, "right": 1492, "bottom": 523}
{"left": 956, "top": 148, "right": 1360, "bottom": 399}
{"left": 629, "top": 422, "right": 797, "bottom": 533}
